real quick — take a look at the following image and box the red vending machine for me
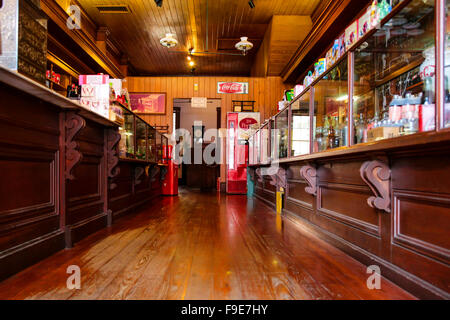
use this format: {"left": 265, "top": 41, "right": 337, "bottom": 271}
{"left": 161, "top": 145, "right": 178, "bottom": 196}
{"left": 226, "top": 112, "right": 260, "bottom": 194}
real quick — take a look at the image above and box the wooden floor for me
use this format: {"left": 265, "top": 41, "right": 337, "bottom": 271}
{"left": 0, "top": 188, "right": 415, "bottom": 300}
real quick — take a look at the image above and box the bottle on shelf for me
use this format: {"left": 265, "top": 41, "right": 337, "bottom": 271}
{"left": 339, "top": 116, "right": 348, "bottom": 147}
{"left": 355, "top": 113, "right": 367, "bottom": 144}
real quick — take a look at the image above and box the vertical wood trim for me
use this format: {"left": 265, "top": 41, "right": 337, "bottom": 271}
{"left": 348, "top": 52, "right": 354, "bottom": 146}
{"left": 436, "top": 0, "right": 445, "bottom": 131}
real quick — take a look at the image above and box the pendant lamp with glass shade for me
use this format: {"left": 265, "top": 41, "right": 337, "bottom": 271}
{"left": 235, "top": 37, "right": 253, "bottom": 55}
{"left": 160, "top": 33, "right": 178, "bottom": 48}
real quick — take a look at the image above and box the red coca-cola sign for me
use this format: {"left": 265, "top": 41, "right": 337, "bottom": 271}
{"left": 239, "top": 117, "right": 257, "bottom": 129}
{"left": 217, "top": 82, "right": 248, "bottom": 94}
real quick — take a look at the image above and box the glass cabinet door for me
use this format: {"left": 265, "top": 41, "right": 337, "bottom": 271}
{"left": 118, "top": 109, "right": 135, "bottom": 158}
{"left": 270, "top": 119, "right": 275, "bottom": 161}
{"left": 313, "top": 57, "right": 348, "bottom": 152}
{"left": 260, "top": 124, "right": 269, "bottom": 164}
{"left": 135, "top": 118, "right": 147, "bottom": 160}
{"left": 275, "top": 108, "right": 289, "bottom": 159}
{"left": 353, "top": 0, "right": 436, "bottom": 143}
{"left": 155, "top": 131, "right": 162, "bottom": 162}
{"left": 291, "top": 91, "right": 311, "bottom": 156}
{"left": 255, "top": 130, "right": 260, "bottom": 164}
{"left": 148, "top": 126, "right": 157, "bottom": 162}
{"left": 445, "top": 0, "right": 450, "bottom": 128}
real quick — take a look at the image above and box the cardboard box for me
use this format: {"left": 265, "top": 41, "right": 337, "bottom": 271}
{"left": 109, "top": 79, "right": 122, "bottom": 97}
{"left": 358, "top": 9, "right": 372, "bottom": 38}
{"left": 79, "top": 74, "right": 109, "bottom": 85}
{"left": 345, "top": 20, "right": 359, "bottom": 49}
{"left": 419, "top": 103, "right": 435, "bottom": 132}
{"left": 367, "top": 126, "right": 400, "bottom": 142}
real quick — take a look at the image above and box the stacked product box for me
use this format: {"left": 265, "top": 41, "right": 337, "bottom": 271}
{"left": 79, "top": 74, "right": 110, "bottom": 118}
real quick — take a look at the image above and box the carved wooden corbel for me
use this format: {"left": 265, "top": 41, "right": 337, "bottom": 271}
{"left": 255, "top": 168, "right": 263, "bottom": 183}
{"left": 65, "top": 112, "right": 86, "bottom": 180}
{"left": 300, "top": 165, "right": 317, "bottom": 196}
{"left": 134, "top": 166, "right": 145, "bottom": 186}
{"left": 107, "top": 129, "right": 121, "bottom": 178}
{"left": 268, "top": 167, "right": 288, "bottom": 191}
{"left": 360, "top": 160, "right": 391, "bottom": 213}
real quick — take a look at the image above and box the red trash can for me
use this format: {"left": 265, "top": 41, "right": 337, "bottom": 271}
{"left": 162, "top": 145, "right": 178, "bottom": 196}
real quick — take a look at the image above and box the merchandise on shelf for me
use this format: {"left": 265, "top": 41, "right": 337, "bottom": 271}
{"left": 284, "top": 89, "right": 295, "bottom": 102}
{"left": 345, "top": 20, "right": 359, "bottom": 49}
{"left": 358, "top": 7, "right": 372, "bottom": 38}
{"left": 109, "top": 79, "right": 122, "bottom": 98}
{"left": 294, "top": 85, "right": 304, "bottom": 97}
{"left": 79, "top": 74, "right": 109, "bottom": 85}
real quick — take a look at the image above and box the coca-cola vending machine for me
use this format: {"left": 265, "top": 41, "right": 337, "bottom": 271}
{"left": 226, "top": 112, "right": 260, "bottom": 194}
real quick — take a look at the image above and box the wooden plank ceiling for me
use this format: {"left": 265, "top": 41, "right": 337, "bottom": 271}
{"left": 75, "top": 0, "right": 322, "bottom": 76}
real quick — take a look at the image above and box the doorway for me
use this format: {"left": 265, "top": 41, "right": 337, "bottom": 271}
{"left": 173, "top": 98, "right": 221, "bottom": 190}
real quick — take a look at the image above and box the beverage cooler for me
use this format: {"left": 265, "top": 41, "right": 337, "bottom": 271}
{"left": 161, "top": 145, "right": 178, "bottom": 196}
{"left": 226, "top": 112, "right": 260, "bottom": 194}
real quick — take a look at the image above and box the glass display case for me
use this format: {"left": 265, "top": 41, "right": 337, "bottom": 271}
{"left": 353, "top": 0, "right": 436, "bottom": 144}
{"left": 275, "top": 108, "right": 289, "bottom": 159}
{"left": 260, "top": 123, "right": 270, "bottom": 164}
{"left": 291, "top": 90, "right": 311, "bottom": 156}
{"left": 251, "top": 0, "right": 447, "bottom": 161}
{"left": 445, "top": 0, "right": 450, "bottom": 128}
{"left": 135, "top": 117, "right": 147, "bottom": 160}
{"left": 313, "top": 58, "right": 348, "bottom": 152}
{"left": 148, "top": 126, "right": 157, "bottom": 162}
{"left": 116, "top": 104, "right": 166, "bottom": 162}
{"left": 118, "top": 108, "right": 135, "bottom": 158}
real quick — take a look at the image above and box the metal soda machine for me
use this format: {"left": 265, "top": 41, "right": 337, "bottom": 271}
{"left": 161, "top": 145, "right": 178, "bottom": 196}
{"left": 226, "top": 112, "right": 260, "bottom": 194}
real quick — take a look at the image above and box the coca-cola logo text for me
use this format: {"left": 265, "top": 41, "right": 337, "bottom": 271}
{"left": 218, "top": 82, "right": 246, "bottom": 94}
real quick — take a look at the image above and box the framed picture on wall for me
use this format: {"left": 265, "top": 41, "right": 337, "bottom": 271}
{"left": 129, "top": 92, "right": 166, "bottom": 115}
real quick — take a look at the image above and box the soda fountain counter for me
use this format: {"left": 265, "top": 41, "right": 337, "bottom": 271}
{"left": 248, "top": 0, "right": 450, "bottom": 299}
{"left": 0, "top": 66, "right": 165, "bottom": 280}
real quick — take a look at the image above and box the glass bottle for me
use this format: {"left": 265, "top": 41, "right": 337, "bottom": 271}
{"left": 355, "top": 113, "right": 366, "bottom": 144}
{"left": 339, "top": 116, "right": 348, "bottom": 147}
{"left": 327, "top": 125, "right": 337, "bottom": 149}
{"left": 315, "top": 127, "right": 323, "bottom": 152}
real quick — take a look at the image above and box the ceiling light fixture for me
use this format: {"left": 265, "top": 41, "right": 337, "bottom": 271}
{"left": 160, "top": 33, "right": 178, "bottom": 48}
{"left": 235, "top": 37, "right": 253, "bottom": 55}
{"left": 188, "top": 60, "right": 195, "bottom": 67}
{"left": 248, "top": 0, "right": 255, "bottom": 9}
{"left": 154, "top": 0, "right": 163, "bottom": 7}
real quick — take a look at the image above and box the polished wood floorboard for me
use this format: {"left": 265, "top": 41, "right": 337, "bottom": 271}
{"left": 0, "top": 189, "right": 415, "bottom": 300}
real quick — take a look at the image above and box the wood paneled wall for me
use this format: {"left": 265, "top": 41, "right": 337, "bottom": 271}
{"left": 124, "top": 76, "right": 291, "bottom": 133}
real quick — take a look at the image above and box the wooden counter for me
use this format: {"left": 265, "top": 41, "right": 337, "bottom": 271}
{"left": 249, "top": 130, "right": 450, "bottom": 299}
{"left": 0, "top": 67, "right": 163, "bottom": 280}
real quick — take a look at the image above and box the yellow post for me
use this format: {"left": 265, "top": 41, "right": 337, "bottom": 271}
{"left": 276, "top": 187, "right": 284, "bottom": 215}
